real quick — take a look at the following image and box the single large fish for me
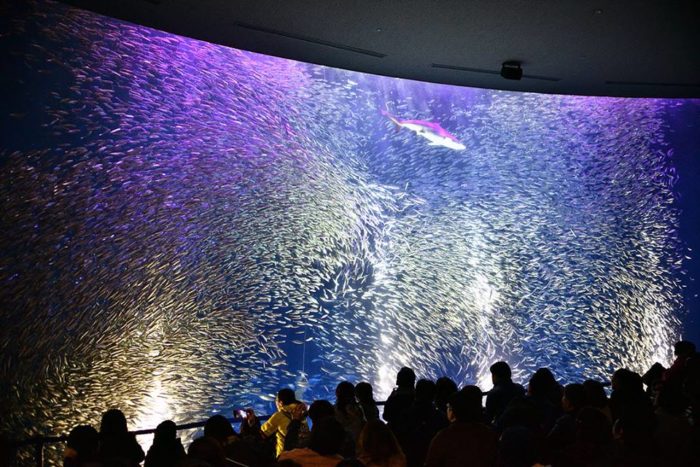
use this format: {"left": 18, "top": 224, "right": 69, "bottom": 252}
{"left": 382, "top": 109, "right": 466, "bottom": 150}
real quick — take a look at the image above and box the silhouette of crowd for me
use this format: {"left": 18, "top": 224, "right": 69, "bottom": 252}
{"left": 33, "top": 340, "right": 700, "bottom": 466}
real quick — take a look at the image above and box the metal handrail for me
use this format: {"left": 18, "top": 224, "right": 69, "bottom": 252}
{"left": 13, "top": 414, "right": 271, "bottom": 467}
{"left": 13, "top": 403, "right": 389, "bottom": 466}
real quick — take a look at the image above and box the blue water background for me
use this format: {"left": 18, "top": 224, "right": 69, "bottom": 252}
{"left": 1, "top": 1, "right": 700, "bottom": 458}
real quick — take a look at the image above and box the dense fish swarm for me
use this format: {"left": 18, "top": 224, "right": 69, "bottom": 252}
{"left": 0, "top": 0, "right": 688, "bottom": 460}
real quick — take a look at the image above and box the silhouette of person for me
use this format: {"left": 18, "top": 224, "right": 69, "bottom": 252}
{"left": 98, "top": 409, "right": 145, "bottom": 467}
{"left": 485, "top": 362, "right": 525, "bottom": 424}
{"left": 144, "top": 420, "right": 185, "bottom": 467}
{"left": 383, "top": 367, "right": 416, "bottom": 424}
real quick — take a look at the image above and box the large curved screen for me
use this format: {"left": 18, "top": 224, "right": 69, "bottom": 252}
{"left": 2, "top": 0, "right": 699, "bottom": 456}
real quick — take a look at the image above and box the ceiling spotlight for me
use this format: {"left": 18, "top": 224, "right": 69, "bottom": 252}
{"left": 501, "top": 61, "right": 523, "bottom": 80}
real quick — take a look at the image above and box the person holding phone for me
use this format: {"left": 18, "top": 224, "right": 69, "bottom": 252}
{"left": 245, "top": 388, "right": 309, "bottom": 458}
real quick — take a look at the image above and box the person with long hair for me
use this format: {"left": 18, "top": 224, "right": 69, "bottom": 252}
{"left": 355, "top": 382, "right": 380, "bottom": 422}
{"left": 357, "top": 420, "right": 407, "bottom": 467}
{"left": 334, "top": 381, "right": 364, "bottom": 456}
{"left": 98, "top": 409, "right": 145, "bottom": 467}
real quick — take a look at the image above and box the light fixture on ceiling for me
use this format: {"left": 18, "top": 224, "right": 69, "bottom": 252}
{"left": 500, "top": 61, "right": 523, "bottom": 80}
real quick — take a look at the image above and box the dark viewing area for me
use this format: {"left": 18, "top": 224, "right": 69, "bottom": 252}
{"left": 2, "top": 1, "right": 700, "bottom": 466}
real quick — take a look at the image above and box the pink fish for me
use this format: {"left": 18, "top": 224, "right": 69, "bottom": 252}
{"left": 382, "top": 109, "right": 465, "bottom": 150}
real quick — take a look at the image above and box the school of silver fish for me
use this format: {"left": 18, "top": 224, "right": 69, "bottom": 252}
{"left": 0, "top": 0, "right": 689, "bottom": 461}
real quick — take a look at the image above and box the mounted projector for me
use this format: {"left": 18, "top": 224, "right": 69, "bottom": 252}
{"left": 501, "top": 61, "right": 523, "bottom": 80}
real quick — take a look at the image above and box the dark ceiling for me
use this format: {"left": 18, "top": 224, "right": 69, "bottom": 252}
{"left": 60, "top": 0, "right": 700, "bottom": 98}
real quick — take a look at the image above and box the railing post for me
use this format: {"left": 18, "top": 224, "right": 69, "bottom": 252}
{"left": 34, "top": 440, "right": 43, "bottom": 467}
